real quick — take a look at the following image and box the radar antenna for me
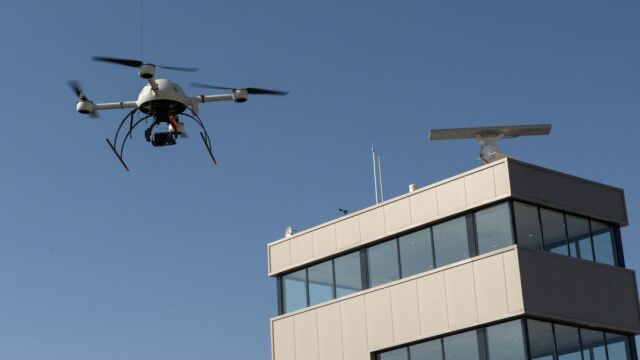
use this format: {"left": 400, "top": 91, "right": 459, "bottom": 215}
{"left": 429, "top": 124, "right": 552, "bottom": 163}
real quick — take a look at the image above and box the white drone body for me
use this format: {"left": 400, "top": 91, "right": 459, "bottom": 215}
{"left": 70, "top": 56, "right": 287, "bottom": 171}
{"left": 75, "top": 78, "right": 250, "bottom": 116}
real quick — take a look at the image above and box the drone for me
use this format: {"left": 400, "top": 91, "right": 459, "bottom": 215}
{"left": 70, "top": 56, "right": 288, "bottom": 171}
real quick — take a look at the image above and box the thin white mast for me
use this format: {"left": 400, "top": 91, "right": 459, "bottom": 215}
{"left": 372, "top": 144, "right": 379, "bottom": 204}
{"left": 377, "top": 154, "right": 384, "bottom": 202}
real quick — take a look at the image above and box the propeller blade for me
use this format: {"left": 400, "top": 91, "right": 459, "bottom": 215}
{"left": 190, "top": 83, "right": 234, "bottom": 91}
{"left": 94, "top": 56, "right": 199, "bottom": 72}
{"left": 92, "top": 56, "right": 143, "bottom": 68}
{"left": 68, "top": 80, "right": 86, "bottom": 100}
{"left": 190, "top": 83, "right": 288, "bottom": 96}
{"left": 246, "top": 87, "right": 289, "bottom": 96}
{"left": 158, "top": 65, "right": 199, "bottom": 72}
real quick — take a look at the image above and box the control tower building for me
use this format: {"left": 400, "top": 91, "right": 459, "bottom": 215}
{"left": 267, "top": 157, "right": 639, "bottom": 360}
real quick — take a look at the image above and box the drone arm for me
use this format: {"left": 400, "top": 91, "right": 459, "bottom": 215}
{"left": 192, "top": 94, "right": 235, "bottom": 104}
{"left": 94, "top": 101, "right": 138, "bottom": 111}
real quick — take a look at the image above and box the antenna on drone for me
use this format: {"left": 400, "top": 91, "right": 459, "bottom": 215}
{"left": 429, "top": 124, "right": 552, "bottom": 163}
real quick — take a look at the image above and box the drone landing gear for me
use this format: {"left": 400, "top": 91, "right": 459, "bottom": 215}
{"left": 104, "top": 108, "right": 218, "bottom": 171}
{"left": 181, "top": 110, "right": 218, "bottom": 165}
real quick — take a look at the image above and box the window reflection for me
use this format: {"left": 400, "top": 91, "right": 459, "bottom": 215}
{"left": 443, "top": 329, "right": 480, "bottom": 360}
{"left": 580, "top": 329, "right": 607, "bottom": 360}
{"left": 554, "top": 324, "right": 582, "bottom": 360}
{"left": 527, "top": 319, "right": 555, "bottom": 360}
{"left": 566, "top": 215, "right": 593, "bottom": 261}
{"left": 514, "top": 202, "right": 543, "bottom": 250}
{"left": 433, "top": 217, "right": 469, "bottom": 267}
{"left": 485, "top": 320, "right": 526, "bottom": 360}
{"left": 308, "top": 260, "right": 333, "bottom": 306}
{"left": 409, "top": 339, "right": 443, "bottom": 360}
{"left": 334, "top": 252, "right": 363, "bottom": 297}
{"left": 368, "top": 240, "right": 400, "bottom": 287}
{"left": 541, "top": 209, "right": 569, "bottom": 255}
{"left": 399, "top": 228, "right": 434, "bottom": 277}
{"left": 476, "top": 203, "right": 514, "bottom": 255}
{"left": 591, "top": 221, "right": 617, "bottom": 266}
{"left": 379, "top": 348, "right": 408, "bottom": 360}
{"left": 283, "top": 269, "right": 307, "bottom": 313}
{"left": 606, "top": 332, "right": 632, "bottom": 360}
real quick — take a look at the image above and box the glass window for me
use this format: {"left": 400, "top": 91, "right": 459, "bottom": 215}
{"left": 580, "top": 329, "right": 607, "bottom": 360}
{"left": 476, "top": 203, "right": 514, "bottom": 255}
{"left": 379, "top": 348, "right": 408, "bottom": 360}
{"left": 606, "top": 332, "right": 632, "bottom": 360}
{"left": 554, "top": 324, "right": 582, "bottom": 360}
{"left": 514, "top": 202, "right": 543, "bottom": 249}
{"left": 566, "top": 215, "right": 593, "bottom": 261}
{"left": 485, "top": 319, "right": 526, "bottom": 360}
{"left": 541, "top": 209, "right": 569, "bottom": 255}
{"left": 443, "top": 329, "right": 480, "bottom": 360}
{"left": 410, "top": 339, "right": 443, "bottom": 360}
{"left": 282, "top": 269, "right": 307, "bottom": 313}
{"left": 368, "top": 240, "right": 400, "bottom": 287}
{"left": 307, "top": 260, "right": 334, "bottom": 306}
{"left": 527, "top": 319, "right": 555, "bottom": 360}
{"left": 433, "top": 216, "right": 470, "bottom": 267}
{"left": 334, "top": 252, "right": 363, "bottom": 297}
{"left": 591, "top": 221, "right": 617, "bottom": 266}
{"left": 399, "top": 228, "right": 434, "bottom": 277}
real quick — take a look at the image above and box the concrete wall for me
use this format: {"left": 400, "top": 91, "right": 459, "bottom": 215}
{"left": 270, "top": 247, "right": 524, "bottom": 360}
{"left": 268, "top": 158, "right": 628, "bottom": 277}
{"left": 270, "top": 247, "right": 640, "bottom": 360}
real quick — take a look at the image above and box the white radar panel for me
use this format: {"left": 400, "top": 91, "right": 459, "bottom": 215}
{"left": 428, "top": 124, "right": 552, "bottom": 163}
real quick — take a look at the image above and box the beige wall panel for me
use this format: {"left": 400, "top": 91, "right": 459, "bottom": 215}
{"left": 359, "top": 207, "right": 386, "bottom": 243}
{"left": 410, "top": 188, "right": 439, "bottom": 225}
{"left": 384, "top": 198, "right": 412, "bottom": 233}
{"left": 313, "top": 225, "right": 337, "bottom": 258}
{"left": 294, "top": 311, "right": 319, "bottom": 360}
{"left": 365, "top": 288, "right": 394, "bottom": 349}
{"left": 390, "top": 280, "right": 421, "bottom": 342}
{"left": 473, "top": 254, "right": 509, "bottom": 322}
{"left": 335, "top": 216, "right": 361, "bottom": 250}
{"left": 270, "top": 242, "right": 291, "bottom": 274}
{"left": 437, "top": 178, "right": 467, "bottom": 215}
{"left": 273, "top": 317, "right": 296, "bottom": 360}
{"left": 417, "top": 271, "right": 449, "bottom": 336}
{"left": 493, "top": 162, "right": 510, "bottom": 197}
{"left": 502, "top": 250, "right": 524, "bottom": 313}
{"left": 316, "top": 303, "right": 343, "bottom": 360}
{"left": 444, "top": 263, "right": 479, "bottom": 329}
{"left": 290, "top": 233, "right": 314, "bottom": 265}
{"left": 340, "top": 297, "right": 369, "bottom": 360}
{"left": 464, "top": 168, "right": 497, "bottom": 207}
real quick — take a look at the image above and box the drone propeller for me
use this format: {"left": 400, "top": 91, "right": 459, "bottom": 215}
{"left": 190, "top": 82, "right": 289, "bottom": 96}
{"left": 68, "top": 80, "right": 98, "bottom": 118}
{"left": 92, "top": 56, "right": 199, "bottom": 72}
{"left": 68, "top": 80, "right": 87, "bottom": 100}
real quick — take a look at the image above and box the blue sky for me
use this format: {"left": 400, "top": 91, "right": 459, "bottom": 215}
{"left": 0, "top": 1, "right": 638, "bottom": 359}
